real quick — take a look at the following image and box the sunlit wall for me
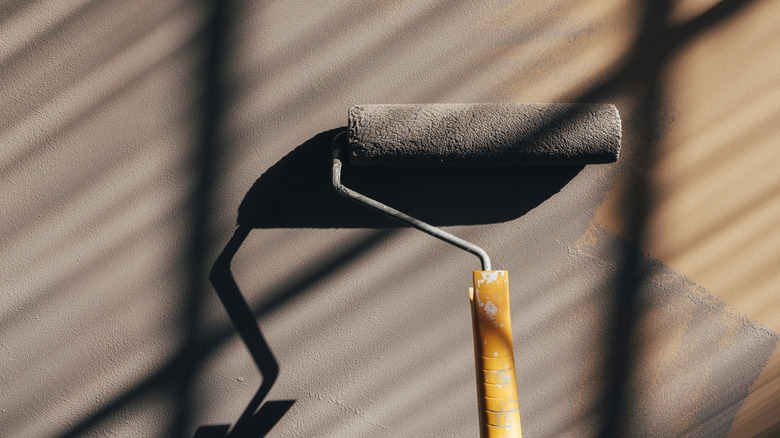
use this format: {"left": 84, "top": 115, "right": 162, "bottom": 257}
{"left": 1, "top": 1, "right": 777, "bottom": 437}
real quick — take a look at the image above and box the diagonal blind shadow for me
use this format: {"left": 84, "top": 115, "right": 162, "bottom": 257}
{"left": 574, "top": 0, "right": 766, "bottom": 435}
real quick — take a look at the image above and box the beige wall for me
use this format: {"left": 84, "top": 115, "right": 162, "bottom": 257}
{"left": 1, "top": 1, "right": 778, "bottom": 436}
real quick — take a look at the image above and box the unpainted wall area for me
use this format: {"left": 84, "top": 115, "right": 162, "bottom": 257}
{"left": 1, "top": 0, "right": 778, "bottom": 437}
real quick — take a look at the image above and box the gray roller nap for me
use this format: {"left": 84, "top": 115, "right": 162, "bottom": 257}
{"left": 347, "top": 103, "right": 621, "bottom": 167}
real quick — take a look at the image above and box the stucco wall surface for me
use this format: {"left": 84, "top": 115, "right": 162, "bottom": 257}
{"left": 1, "top": 1, "right": 778, "bottom": 437}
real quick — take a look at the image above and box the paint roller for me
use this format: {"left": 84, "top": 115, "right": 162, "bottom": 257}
{"left": 331, "top": 103, "right": 621, "bottom": 437}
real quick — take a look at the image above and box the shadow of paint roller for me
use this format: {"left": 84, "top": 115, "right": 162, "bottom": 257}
{"left": 332, "top": 103, "right": 621, "bottom": 437}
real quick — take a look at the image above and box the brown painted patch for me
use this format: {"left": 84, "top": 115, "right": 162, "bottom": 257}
{"left": 569, "top": 224, "right": 777, "bottom": 436}
{"left": 594, "top": 1, "right": 780, "bottom": 434}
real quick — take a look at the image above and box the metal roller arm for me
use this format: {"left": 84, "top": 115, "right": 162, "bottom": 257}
{"left": 331, "top": 147, "right": 492, "bottom": 271}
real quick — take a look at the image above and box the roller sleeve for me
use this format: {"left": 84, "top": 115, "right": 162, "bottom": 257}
{"left": 347, "top": 103, "right": 621, "bottom": 167}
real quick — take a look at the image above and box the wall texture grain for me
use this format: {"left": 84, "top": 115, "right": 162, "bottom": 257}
{"left": 1, "top": 1, "right": 778, "bottom": 436}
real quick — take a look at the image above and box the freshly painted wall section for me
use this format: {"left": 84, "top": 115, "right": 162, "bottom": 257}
{"left": 1, "top": 0, "right": 778, "bottom": 437}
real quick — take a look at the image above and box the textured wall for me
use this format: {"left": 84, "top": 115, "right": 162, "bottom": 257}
{"left": 1, "top": 1, "right": 778, "bottom": 437}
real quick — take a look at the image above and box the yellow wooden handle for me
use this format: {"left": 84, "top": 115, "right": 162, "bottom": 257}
{"left": 470, "top": 271, "right": 522, "bottom": 438}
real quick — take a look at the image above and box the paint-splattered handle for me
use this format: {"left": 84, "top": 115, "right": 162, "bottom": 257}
{"left": 470, "top": 271, "right": 522, "bottom": 438}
